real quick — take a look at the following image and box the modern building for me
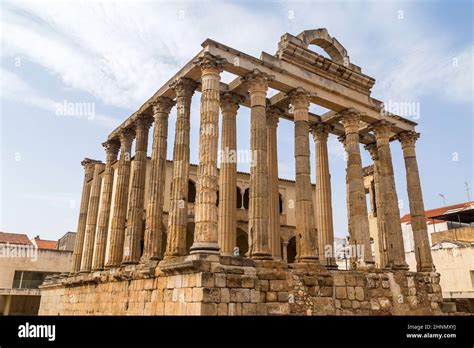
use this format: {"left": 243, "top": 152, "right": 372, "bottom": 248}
{"left": 0, "top": 232, "right": 73, "bottom": 315}
{"left": 401, "top": 202, "right": 474, "bottom": 312}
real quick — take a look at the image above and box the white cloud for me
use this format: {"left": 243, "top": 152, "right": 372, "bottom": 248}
{"left": 0, "top": 68, "right": 120, "bottom": 128}
{"left": 1, "top": 0, "right": 471, "bottom": 120}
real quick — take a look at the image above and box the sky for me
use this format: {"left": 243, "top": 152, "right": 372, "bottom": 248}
{"left": 0, "top": 0, "right": 472, "bottom": 241}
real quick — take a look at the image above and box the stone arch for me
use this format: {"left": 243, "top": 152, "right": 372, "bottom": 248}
{"left": 236, "top": 228, "right": 249, "bottom": 257}
{"left": 243, "top": 188, "right": 250, "bottom": 210}
{"left": 236, "top": 187, "right": 243, "bottom": 209}
{"left": 296, "top": 28, "right": 349, "bottom": 65}
{"left": 188, "top": 179, "right": 196, "bottom": 203}
{"left": 287, "top": 236, "right": 297, "bottom": 264}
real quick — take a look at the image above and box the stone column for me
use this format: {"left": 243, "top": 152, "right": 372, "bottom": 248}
{"left": 365, "top": 143, "right": 389, "bottom": 269}
{"left": 190, "top": 53, "right": 225, "bottom": 255}
{"left": 289, "top": 88, "right": 318, "bottom": 263}
{"left": 266, "top": 107, "right": 282, "bottom": 260}
{"left": 92, "top": 139, "right": 120, "bottom": 271}
{"left": 71, "top": 158, "right": 99, "bottom": 273}
{"left": 122, "top": 115, "right": 153, "bottom": 264}
{"left": 165, "top": 77, "right": 197, "bottom": 258}
{"left": 242, "top": 70, "right": 273, "bottom": 260}
{"left": 105, "top": 128, "right": 135, "bottom": 268}
{"left": 398, "top": 131, "right": 434, "bottom": 272}
{"left": 142, "top": 98, "right": 175, "bottom": 262}
{"left": 218, "top": 92, "right": 241, "bottom": 256}
{"left": 340, "top": 109, "right": 374, "bottom": 268}
{"left": 311, "top": 123, "right": 337, "bottom": 269}
{"left": 371, "top": 120, "right": 408, "bottom": 270}
{"left": 80, "top": 162, "right": 105, "bottom": 272}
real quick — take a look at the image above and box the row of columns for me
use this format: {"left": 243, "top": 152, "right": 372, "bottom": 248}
{"left": 71, "top": 53, "right": 433, "bottom": 273}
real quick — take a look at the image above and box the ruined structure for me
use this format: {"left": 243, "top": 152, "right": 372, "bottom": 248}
{"left": 39, "top": 29, "right": 442, "bottom": 315}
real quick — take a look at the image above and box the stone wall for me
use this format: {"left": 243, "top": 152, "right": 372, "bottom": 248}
{"left": 39, "top": 255, "right": 443, "bottom": 316}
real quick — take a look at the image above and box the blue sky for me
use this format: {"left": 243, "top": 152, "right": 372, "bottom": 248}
{"left": 0, "top": 0, "right": 472, "bottom": 241}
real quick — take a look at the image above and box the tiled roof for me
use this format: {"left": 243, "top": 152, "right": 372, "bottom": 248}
{"left": 34, "top": 239, "right": 57, "bottom": 250}
{"left": 400, "top": 201, "right": 474, "bottom": 224}
{"left": 0, "top": 232, "right": 33, "bottom": 245}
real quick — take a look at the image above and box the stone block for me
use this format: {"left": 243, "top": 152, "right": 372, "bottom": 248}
{"left": 277, "top": 291, "right": 289, "bottom": 302}
{"left": 221, "top": 288, "right": 230, "bottom": 303}
{"left": 347, "top": 287, "right": 355, "bottom": 300}
{"left": 230, "top": 288, "right": 251, "bottom": 302}
{"left": 341, "top": 300, "right": 352, "bottom": 308}
{"left": 242, "top": 276, "right": 255, "bottom": 288}
{"left": 333, "top": 274, "right": 346, "bottom": 286}
{"left": 355, "top": 286, "right": 365, "bottom": 301}
{"left": 303, "top": 276, "right": 317, "bottom": 286}
{"left": 242, "top": 303, "right": 257, "bottom": 315}
{"left": 269, "top": 280, "right": 287, "bottom": 291}
{"left": 335, "top": 287, "right": 347, "bottom": 299}
{"left": 352, "top": 301, "right": 361, "bottom": 309}
{"left": 201, "top": 303, "right": 217, "bottom": 316}
{"left": 203, "top": 288, "right": 220, "bottom": 303}
{"left": 250, "top": 289, "right": 260, "bottom": 303}
{"left": 266, "top": 291, "right": 278, "bottom": 302}
{"left": 217, "top": 303, "right": 228, "bottom": 315}
{"left": 215, "top": 273, "right": 226, "bottom": 288}
{"left": 345, "top": 275, "right": 357, "bottom": 286}
{"left": 227, "top": 274, "right": 243, "bottom": 288}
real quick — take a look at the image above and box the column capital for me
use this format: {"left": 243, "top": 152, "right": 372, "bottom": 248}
{"left": 364, "top": 142, "right": 379, "bottom": 161}
{"left": 194, "top": 52, "right": 226, "bottom": 73}
{"left": 396, "top": 130, "right": 420, "bottom": 148}
{"left": 102, "top": 139, "right": 120, "bottom": 159}
{"left": 81, "top": 157, "right": 102, "bottom": 169}
{"left": 169, "top": 77, "right": 198, "bottom": 98}
{"left": 220, "top": 92, "right": 243, "bottom": 112}
{"left": 242, "top": 69, "right": 274, "bottom": 93}
{"left": 134, "top": 113, "right": 154, "bottom": 132}
{"left": 288, "top": 87, "right": 313, "bottom": 109}
{"left": 310, "top": 123, "right": 331, "bottom": 141}
{"left": 340, "top": 108, "right": 363, "bottom": 130}
{"left": 151, "top": 97, "right": 175, "bottom": 115}
{"left": 266, "top": 106, "right": 282, "bottom": 127}
{"left": 118, "top": 127, "right": 135, "bottom": 146}
{"left": 370, "top": 119, "right": 395, "bottom": 142}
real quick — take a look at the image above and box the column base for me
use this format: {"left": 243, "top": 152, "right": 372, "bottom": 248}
{"left": 321, "top": 258, "right": 338, "bottom": 270}
{"left": 386, "top": 260, "right": 410, "bottom": 271}
{"left": 189, "top": 242, "right": 220, "bottom": 255}
{"left": 251, "top": 252, "right": 273, "bottom": 260}
{"left": 417, "top": 263, "right": 436, "bottom": 272}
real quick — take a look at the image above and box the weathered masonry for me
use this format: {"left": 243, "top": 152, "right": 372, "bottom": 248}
{"left": 40, "top": 29, "right": 442, "bottom": 316}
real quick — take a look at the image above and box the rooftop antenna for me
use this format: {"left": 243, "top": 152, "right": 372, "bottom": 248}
{"left": 465, "top": 182, "right": 471, "bottom": 202}
{"left": 438, "top": 193, "right": 446, "bottom": 206}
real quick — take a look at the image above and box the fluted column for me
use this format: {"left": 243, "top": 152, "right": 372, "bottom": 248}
{"left": 165, "top": 77, "right": 197, "bottom": 258}
{"left": 340, "top": 109, "right": 374, "bottom": 269}
{"left": 105, "top": 128, "right": 135, "bottom": 268}
{"left": 142, "top": 98, "right": 175, "bottom": 262}
{"left": 242, "top": 70, "right": 273, "bottom": 260}
{"left": 371, "top": 120, "right": 408, "bottom": 270}
{"left": 267, "top": 107, "right": 282, "bottom": 260}
{"left": 398, "top": 131, "right": 434, "bottom": 272}
{"left": 364, "top": 143, "right": 389, "bottom": 269}
{"left": 311, "top": 123, "right": 337, "bottom": 269}
{"left": 92, "top": 139, "right": 120, "bottom": 271}
{"left": 71, "top": 158, "right": 100, "bottom": 273}
{"left": 122, "top": 115, "right": 153, "bottom": 264}
{"left": 190, "top": 53, "right": 225, "bottom": 255}
{"left": 289, "top": 88, "right": 318, "bottom": 263}
{"left": 218, "top": 92, "right": 241, "bottom": 256}
{"left": 80, "top": 162, "right": 105, "bottom": 272}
